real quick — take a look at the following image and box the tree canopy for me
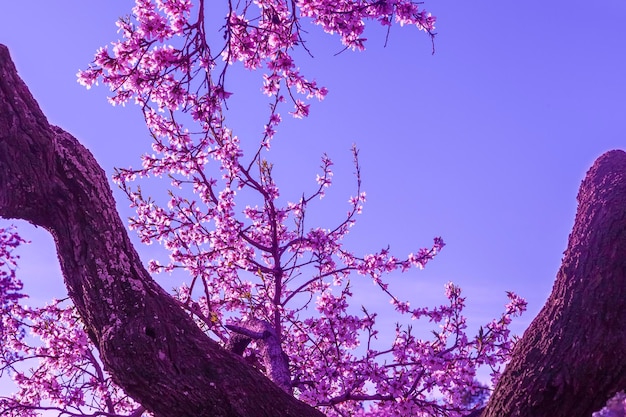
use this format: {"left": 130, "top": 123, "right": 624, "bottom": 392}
{"left": 1, "top": 1, "right": 624, "bottom": 416}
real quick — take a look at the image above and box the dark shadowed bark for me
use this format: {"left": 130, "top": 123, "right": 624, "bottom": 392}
{"left": 0, "top": 44, "right": 325, "bottom": 417}
{"left": 482, "top": 149, "right": 626, "bottom": 417}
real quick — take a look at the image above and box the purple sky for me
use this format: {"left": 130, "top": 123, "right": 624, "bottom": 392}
{"left": 1, "top": 0, "right": 625, "bottom": 394}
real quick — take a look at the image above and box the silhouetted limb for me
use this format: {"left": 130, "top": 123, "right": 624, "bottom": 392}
{"left": 482, "top": 149, "right": 626, "bottom": 417}
{"left": 0, "top": 43, "right": 324, "bottom": 417}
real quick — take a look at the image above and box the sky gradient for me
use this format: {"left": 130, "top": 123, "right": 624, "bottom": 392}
{"left": 0, "top": 0, "right": 625, "bottom": 395}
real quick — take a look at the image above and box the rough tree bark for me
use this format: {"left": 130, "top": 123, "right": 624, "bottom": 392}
{"left": 0, "top": 44, "right": 325, "bottom": 417}
{"left": 481, "top": 149, "right": 626, "bottom": 417}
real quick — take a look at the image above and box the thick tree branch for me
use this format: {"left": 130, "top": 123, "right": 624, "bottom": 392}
{"left": 226, "top": 319, "right": 292, "bottom": 394}
{"left": 0, "top": 44, "right": 324, "bottom": 417}
{"left": 482, "top": 149, "right": 626, "bottom": 417}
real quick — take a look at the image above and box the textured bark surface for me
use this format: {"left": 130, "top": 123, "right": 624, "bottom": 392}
{"left": 482, "top": 149, "right": 626, "bottom": 417}
{"left": 226, "top": 319, "right": 293, "bottom": 394}
{"left": 0, "top": 44, "right": 324, "bottom": 417}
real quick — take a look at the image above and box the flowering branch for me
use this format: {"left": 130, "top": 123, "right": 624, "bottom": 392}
{"left": 0, "top": 0, "right": 526, "bottom": 416}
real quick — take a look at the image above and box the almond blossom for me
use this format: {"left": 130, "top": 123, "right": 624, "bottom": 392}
{"left": 1, "top": 1, "right": 528, "bottom": 417}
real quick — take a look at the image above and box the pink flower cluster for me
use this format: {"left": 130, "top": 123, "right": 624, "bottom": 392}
{"left": 1, "top": 1, "right": 526, "bottom": 416}
{"left": 0, "top": 227, "right": 24, "bottom": 307}
{"left": 0, "top": 228, "right": 144, "bottom": 416}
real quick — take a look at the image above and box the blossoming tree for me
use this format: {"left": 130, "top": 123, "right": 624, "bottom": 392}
{"left": 0, "top": 1, "right": 528, "bottom": 416}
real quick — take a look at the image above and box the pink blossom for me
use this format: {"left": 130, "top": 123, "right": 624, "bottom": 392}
{"left": 1, "top": 1, "right": 527, "bottom": 416}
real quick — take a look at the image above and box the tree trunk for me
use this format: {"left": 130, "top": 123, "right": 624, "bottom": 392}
{"left": 482, "top": 149, "right": 626, "bottom": 417}
{"left": 0, "top": 44, "right": 325, "bottom": 417}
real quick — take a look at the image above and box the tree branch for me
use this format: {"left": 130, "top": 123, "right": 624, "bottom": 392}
{"left": 0, "top": 43, "right": 324, "bottom": 417}
{"left": 482, "top": 149, "right": 626, "bottom": 417}
{"left": 226, "top": 319, "right": 292, "bottom": 394}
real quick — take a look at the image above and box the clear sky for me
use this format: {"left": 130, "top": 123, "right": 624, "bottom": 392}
{"left": 0, "top": 0, "right": 625, "bottom": 396}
